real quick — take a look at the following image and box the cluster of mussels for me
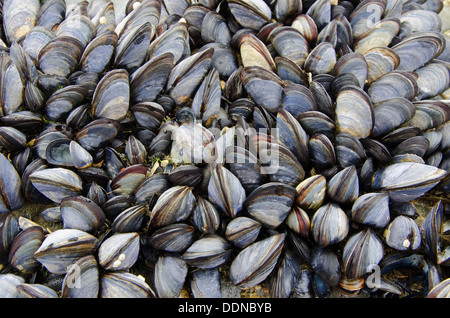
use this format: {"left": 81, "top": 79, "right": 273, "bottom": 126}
{"left": 0, "top": 0, "right": 449, "bottom": 298}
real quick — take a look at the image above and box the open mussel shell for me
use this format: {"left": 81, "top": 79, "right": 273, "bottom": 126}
{"left": 230, "top": 233, "right": 285, "bottom": 289}
{"left": 311, "top": 203, "right": 349, "bottom": 247}
{"left": 33, "top": 229, "right": 98, "bottom": 275}
{"left": 182, "top": 234, "right": 232, "bottom": 269}
{"left": 392, "top": 31, "right": 446, "bottom": 72}
{"left": 8, "top": 226, "right": 44, "bottom": 273}
{"left": 29, "top": 167, "right": 83, "bottom": 204}
{"left": 154, "top": 255, "right": 187, "bottom": 298}
{"left": 342, "top": 228, "right": 384, "bottom": 279}
{"left": 208, "top": 165, "right": 246, "bottom": 219}
{"left": 150, "top": 185, "right": 196, "bottom": 227}
{"left": 371, "top": 162, "right": 447, "bottom": 203}
{"left": 149, "top": 223, "right": 195, "bottom": 253}
{"left": 384, "top": 215, "right": 421, "bottom": 251}
{"left": 98, "top": 232, "right": 140, "bottom": 271}
{"left": 100, "top": 271, "right": 156, "bottom": 298}
{"left": 245, "top": 182, "right": 297, "bottom": 229}
{"left": 60, "top": 196, "right": 105, "bottom": 233}
{"left": 61, "top": 255, "right": 99, "bottom": 298}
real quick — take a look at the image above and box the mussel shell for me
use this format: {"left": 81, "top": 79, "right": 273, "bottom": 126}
{"left": 245, "top": 182, "right": 297, "bottom": 229}
{"left": 60, "top": 196, "right": 105, "bottom": 233}
{"left": 229, "top": 233, "right": 285, "bottom": 289}
{"left": 311, "top": 203, "right": 349, "bottom": 247}
{"left": 368, "top": 71, "right": 418, "bottom": 104}
{"left": 29, "top": 167, "right": 83, "bottom": 204}
{"left": 190, "top": 268, "right": 222, "bottom": 298}
{"left": 130, "top": 52, "right": 175, "bottom": 104}
{"left": 192, "top": 197, "right": 220, "bottom": 234}
{"left": 166, "top": 48, "right": 213, "bottom": 106}
{"left": 0, "top": 152, "right": 24, "bottom": 213}
{"left": 240, "top": 66, "right": 284, "bottom": 113}
{"left": 371, "top": 162, "right": 447, "bottom": 203}
{"left": 225, "top": 216, "right": 261, "bottom": 249}
{"left": 33, "top": 229, "right": 98, "bottom": 275}
{"left": 304, "top": 42, "right": 336, "bottom": 75}
{"left": 61, "top": 255, "right": 99, "bottom": 298}
{"left": 384, "top": 215, "right": 421, "bottom": 251}
{"left": 8, "top": 226, "right": 44, "bottom": 273}
{"left": 17, "top": 283, "right": 59, "bottom": 298}
{"left": 227, "top": 0, "right": 272, "bottom": 30}
{"left": 295, "top": 174, "right": 326, "bottom": 211}
{"left": 342, "top": 228, "right": 384, "bottom": 279}
{"left": 75, "top": 119, "right": 121, "bottom": 153}
{"left": 335, "top": 86, "right": 374, "bottom": 139}
{"left": 371, "top": 97, "right": 416, "bottom": 137}
{"left": 154, "top": 255, "right": 187, "bottom": 298}
{"left": 392, "top": 31, "right": 446, "bottom": 72}
{"left": 150, "top": 185, "right": 196, "bottom": 227}
{"left": 38, "top": 36, "right": 84, "bottom": 77}
{"left": 351, "top": 192, "right": 390, "bottom": 228}
{"left": 91, "top": 69, "right": 130, "bottom": 122}
{"left": 363, "top": 47, "right": 400, "bottom": 84}
{"left": 100, "top": 271, "right": 156, "bottom": 298}
{"left": 81, "top": 30, "right": 118, "bottom": 74}
{"left": 98, "top": 232, "right": 140, "bottom": 271}
{"left": 111, "top": 205, "right": 148, "bottom": 233}
{"left": 182, "top": 234, "right": 232, "bottom": 269}
{"left": 208, "top": 165, "right": 246, "bottom": 219}
{"left": 327, "top": 166, "right": 360, "bottom": 205}
{"left": 114, "top": 22, "right": 154, "bottom": 74}
{"left": 149, "top": 223, "right": 195, "bottom": 253}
